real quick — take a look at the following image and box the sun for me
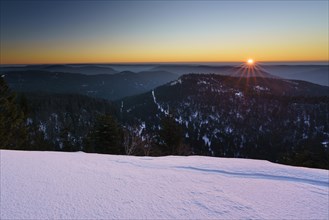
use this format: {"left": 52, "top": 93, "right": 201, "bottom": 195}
{"left": 247, "top": 59, "right": 254, "bottom": 65}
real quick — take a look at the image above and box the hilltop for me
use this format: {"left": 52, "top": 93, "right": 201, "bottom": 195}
{"left": 1, "top": 150, "right": 328, "bottom": 219}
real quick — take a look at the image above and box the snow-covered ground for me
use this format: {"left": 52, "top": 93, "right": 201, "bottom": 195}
{"left": 1, "top": 150, "right": 328, "bottom": 219}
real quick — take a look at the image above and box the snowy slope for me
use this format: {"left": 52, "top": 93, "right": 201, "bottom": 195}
{"left": 1, "top": 150, "right": 328, "bottom": 219}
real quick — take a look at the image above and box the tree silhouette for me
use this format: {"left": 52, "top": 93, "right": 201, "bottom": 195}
{"left": 0, "top": 76, "right": 27, "bottom": 149}
{"left": 158, "top": 115, "right": 183, "bottom": 155}
{"left": 85, "top": 115, "right": 124, "bottom": 154}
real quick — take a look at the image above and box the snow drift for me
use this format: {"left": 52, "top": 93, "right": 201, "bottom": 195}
{"left": 1, "top": 150, "right": 328, "bottom": 219}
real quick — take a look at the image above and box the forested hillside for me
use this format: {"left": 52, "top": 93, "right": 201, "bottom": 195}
{"left": 1, "top": 73, "right": 328, "bottom": 169}
{"left": 119, "top": 74, "right": 329, "bottom": 168}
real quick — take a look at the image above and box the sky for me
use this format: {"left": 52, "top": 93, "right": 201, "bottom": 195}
{"left": 0, "top": 0, "right": 328, "bottom": 64}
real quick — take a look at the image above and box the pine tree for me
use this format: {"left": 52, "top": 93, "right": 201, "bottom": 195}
{"left": 85, "top": 115, "right": 124, "bottom": 154}
{"left": 0, "top": 76, "right": 28, "bottom": 149}
{"left": 158, "top": 115, "right": 183, "bottom": 155}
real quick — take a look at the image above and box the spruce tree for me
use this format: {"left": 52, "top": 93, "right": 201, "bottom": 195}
{"left": 85, "top": 115, "right": 124, "bottom": 154}
{"left": 158, "top": 115, "right": 183, "bottom": 155}
{"left": 0, "top": 76, "right": 28, "bottom": 149}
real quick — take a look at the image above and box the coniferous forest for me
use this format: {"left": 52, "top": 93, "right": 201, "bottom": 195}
{"left": 1, "top": 71, "right": 328, "bottom": 169}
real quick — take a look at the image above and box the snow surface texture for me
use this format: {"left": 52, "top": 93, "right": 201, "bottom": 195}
{"left": 1, "top": 150, "right": 328, "bottom": 219}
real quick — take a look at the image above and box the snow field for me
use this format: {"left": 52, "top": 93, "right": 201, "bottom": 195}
{"left": 1, "top": 150, "right": 328, "bottom": 219}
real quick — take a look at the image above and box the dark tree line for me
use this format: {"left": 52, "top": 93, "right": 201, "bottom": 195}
{"left": 83, "top": 114, "right": 188, "bottom": 156}
{"left": 0, "top": 78, "right": 186, "bottom": 156}
{"left": 1, "top": 76, "right": 327, "bottom": 169}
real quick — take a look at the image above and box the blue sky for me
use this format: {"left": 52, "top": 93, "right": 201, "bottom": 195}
{"left": 1, "top": 0, "right": 328, "bottom": 64}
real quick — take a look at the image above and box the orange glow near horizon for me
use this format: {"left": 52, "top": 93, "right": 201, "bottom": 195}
{"left": 0, "top": 39, "right": 328, "bottom": 65}
{"left": 1, "top": 32, "right": 328, "bottom": 65}
{"left": 1, "top": 52, "right": 328, "bottom": 65}
{"left": 1, "top": 40, "right": 328, "bottom": 65}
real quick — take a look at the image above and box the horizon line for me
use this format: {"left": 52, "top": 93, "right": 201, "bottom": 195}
{"left": 1, "top": 60, "right": 329, "bottom": 66}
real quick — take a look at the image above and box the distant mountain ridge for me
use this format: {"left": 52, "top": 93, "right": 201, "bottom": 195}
{"left": 261, "top": 65, "right": 329, "bottom": 86}
{"left": 0, "top": 64, "right": 118, "bottom": 75}
{"left": 150, "top": 64, "right": 329, "bottom": 86}
{"left": 3, "top": 70, "right": 179, "bottom": 100}
{"left": 2, "top": 63, "right": 327, "bottom": 86}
